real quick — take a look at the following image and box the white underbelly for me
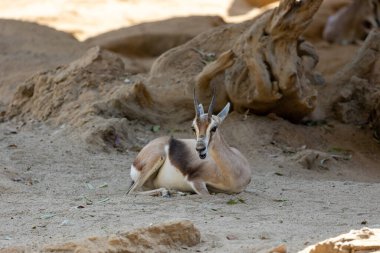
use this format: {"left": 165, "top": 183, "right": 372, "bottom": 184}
{"left": 153, "top": 157, "right": 193, "bottom": 192}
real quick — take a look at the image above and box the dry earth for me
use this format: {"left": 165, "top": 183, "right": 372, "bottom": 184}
{"left": 0, "top": 0, "right": 380, "bottom": 252}
{"left": 1, "top": 116, "right": 380, "bottom": 252}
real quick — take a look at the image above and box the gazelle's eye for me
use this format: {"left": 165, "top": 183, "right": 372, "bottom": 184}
{"left": 362, "top": 20, "right": 372, "bottom": 29}
{"left": 211, "top": 126, "right": 217, "bottom": 132}
{"left": 191, "top": 126, "right": 196, "bottom": 133}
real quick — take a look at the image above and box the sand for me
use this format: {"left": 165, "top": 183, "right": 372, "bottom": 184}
{"left": 0, "top": 0, "right": 380, "bottom": 252}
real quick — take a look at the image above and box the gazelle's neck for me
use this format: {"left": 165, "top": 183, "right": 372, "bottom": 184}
{"left": 209, "top": 129, "right": 230, "bottom": 153}
{"left": 208, "top": 129, "right": 250, "bottom": 191}
{"left": 209, "top": 129, "right": 238, "bottom": 166}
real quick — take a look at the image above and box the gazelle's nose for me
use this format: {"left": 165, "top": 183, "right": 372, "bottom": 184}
{"left": 196, "top": 137, "right": 206, "bottom": 152}
{"left": 196, "top": 142, "right": 206, "bottom": 152}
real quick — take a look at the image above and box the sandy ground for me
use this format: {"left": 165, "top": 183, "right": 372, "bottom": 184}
{"left": 1, "top": 0, "right": 380, "bottom": 252}
{"left": 1, "top": 114, "right": 380, "bottom": 252}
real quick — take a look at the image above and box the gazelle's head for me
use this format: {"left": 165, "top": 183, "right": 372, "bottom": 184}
{"left": 192, "top": 90, "right": 230, "bottom": 159}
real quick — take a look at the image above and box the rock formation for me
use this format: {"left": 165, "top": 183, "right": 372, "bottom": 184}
{"left": 0, "top": 220, "right": 201, "bottom": 253}
{"left": 299, "top": 227, "right": 380, "bottom": 253}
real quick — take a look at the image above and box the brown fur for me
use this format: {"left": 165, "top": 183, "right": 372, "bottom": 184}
{"left": 195, "top": 116, "right": 210, "bottom": 136}
{"left": 133, "top": 136, "right": 169, "bottom": 172}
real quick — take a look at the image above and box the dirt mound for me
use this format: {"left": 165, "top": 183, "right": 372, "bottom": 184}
{"left": 5, "top": 47, "right": 147, "bottom": 150}
{"left": 300, "top": 227, "right": 380, "bottom": 253}
{"left": 0, "top": 19, "right": 87, "bottom": 109}
{"left": 0, "top": 220, "right": 200, "bottom": 253}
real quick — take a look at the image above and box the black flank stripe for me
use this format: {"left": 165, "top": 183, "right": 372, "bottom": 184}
{"left": 169, "top": 138, "right": 199, "bottom": 178}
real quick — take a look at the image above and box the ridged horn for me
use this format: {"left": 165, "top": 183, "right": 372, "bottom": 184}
{"left": 193, "top": 88, "right": 201, "bottom": 117}
{"left": 208, "top": 87, "right": 216, "bottom": 119}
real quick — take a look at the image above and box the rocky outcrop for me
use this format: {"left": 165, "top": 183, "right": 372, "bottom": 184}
{"left": 0, "top": 220, "right": 201, "bottom": 253}
{"left": 299, "top": 227, "right": 380, "bottom": 253}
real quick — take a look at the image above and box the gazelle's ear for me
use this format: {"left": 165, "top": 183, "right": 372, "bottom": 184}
{"left": 217, "top": 103, "right": 230, "bottom": 121}
{"left": 199, "top": 104, "right": 204, "bottom": 115}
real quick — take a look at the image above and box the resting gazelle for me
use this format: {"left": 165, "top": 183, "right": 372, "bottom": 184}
{"left": 127, "top": 90, "right": 252, "bottom": 195}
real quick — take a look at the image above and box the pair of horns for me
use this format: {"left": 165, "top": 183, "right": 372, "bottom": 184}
{"left": 193, "top": 87, "right": 216, "bottom": 119}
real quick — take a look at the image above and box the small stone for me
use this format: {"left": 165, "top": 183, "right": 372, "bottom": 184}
{"left": 226, "top": 234, "right": 238, "bottom": 240}
{"left": 259, "top": 232, "right": 270, "bottom": 240}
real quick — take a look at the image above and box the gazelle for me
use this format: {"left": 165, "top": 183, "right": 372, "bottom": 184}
{"left": 127, "top": 90, "right": 252, "bottom": 195}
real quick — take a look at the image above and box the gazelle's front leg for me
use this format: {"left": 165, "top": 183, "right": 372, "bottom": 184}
{"left": 189, "top": 180, "right": 210, "bottom": 195}
{"left": 130, "top": 188, "right": 189, "bottom": 197}
{"left": 131, "top": 188, "right": 170, "bottom": 197}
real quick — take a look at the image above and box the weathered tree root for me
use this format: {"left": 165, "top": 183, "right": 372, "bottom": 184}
{"left": 194, "top": 0, "right": 322, "bottom": 122}
{"left": 196, "top": 49, "right": 235, "bottom": 91}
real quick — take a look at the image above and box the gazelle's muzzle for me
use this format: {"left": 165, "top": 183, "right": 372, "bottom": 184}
{"left": 196, "top": 138, "right": 207, "bottom": 159}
